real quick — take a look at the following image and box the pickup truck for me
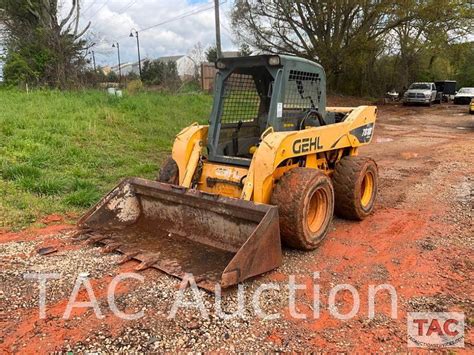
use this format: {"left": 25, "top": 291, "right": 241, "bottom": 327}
{"left": 403, "top": 82, "right": 439, "bottom": 106}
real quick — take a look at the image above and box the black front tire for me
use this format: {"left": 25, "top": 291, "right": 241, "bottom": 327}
{"left": 271, "top": 168, "right": 335, "bottom": 250}
{"left": 157, "top": 156, "right": 179, "bottom": 185}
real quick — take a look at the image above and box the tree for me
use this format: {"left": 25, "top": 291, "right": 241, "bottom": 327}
{"left": 238, "top": 43, "right": 252, "bottom": 56}
{"left": 391, "top": 0, "right": 473, "bottom": 87}
{"left": 141, "top": 59, "right": 161, "bottom": 85}
{"left": 1, "top": 0, "right": 91, "bottom": 88}
{"left": 205, "top": 45, "right": 218, "bottom": 62}
{"left": 141, "top": 59, "right": 181, "bottom": 89}
{"left": 106, "top": 71, "right": 118, "bottom": 83}
{"left": 232, "top": 0, "right": 473, "bottom": 95}
{"left": 232, "top": 1, "right": 408, "bottom": 86}
{"left": 450, "top": 42, "right": 474, "bottom": 87}
{"left": 188, "top": 42, "right": 206, "bottom": 80}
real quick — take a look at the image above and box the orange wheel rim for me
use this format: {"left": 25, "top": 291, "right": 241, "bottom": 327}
{"left": 360, "top": 171, "right": 374, "bottom": 208}
{"left": 307, "top": 188, "right": 329, "bottom": 233}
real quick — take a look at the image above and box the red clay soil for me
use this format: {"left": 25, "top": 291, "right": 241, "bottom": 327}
{"left": 0, "top": 103, "right": 472, "bottom": 352}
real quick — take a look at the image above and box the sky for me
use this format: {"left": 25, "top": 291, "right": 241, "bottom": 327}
{"left": 0, "top": 0, "right": 236, "bottom": 76}
{"left": 63, "top": 0, "right": 237, "bottom": 67}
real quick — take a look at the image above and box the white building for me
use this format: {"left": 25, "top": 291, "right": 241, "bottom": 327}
{"left": 110, "top": 60, "right": 145, "bottom": 77}
{"left": 110, "top": 51, "right": 242, "bottom": 80}
{"left": 156, "top": 55, "right": 196, "bottom": 79}
{"left": 111, "top": 55, "right": 196, "bottom": 80}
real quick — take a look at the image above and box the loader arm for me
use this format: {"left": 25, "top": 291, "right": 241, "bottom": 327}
{"left": 171, "top": 123, "right": 208, "bottom": 186}
{"left": 242, "top": 106, "right": 377, "bottom": 204}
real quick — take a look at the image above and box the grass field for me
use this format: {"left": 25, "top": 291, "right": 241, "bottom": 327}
{"left": 0, "top": 89, "right": 212, "bottom": 229}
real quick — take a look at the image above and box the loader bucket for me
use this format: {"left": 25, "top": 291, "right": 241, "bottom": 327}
{"left": 77, "top": 178, "right": 282, "bottom": 291}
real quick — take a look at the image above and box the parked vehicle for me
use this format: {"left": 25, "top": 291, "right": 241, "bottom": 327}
{"left": 403, "top": 82, "right": 438, "bottom": 106}
{"left": 385, "top": 90, "right": 399, "bottom": 102}
{"left": 434, "top": 80, "right": 456, "bottom": 102}
{"left": 453, "top": 87, "right": 474, "bottom": 105}
{"left": 470, "top": 98, "right": 474, "bottom": 114}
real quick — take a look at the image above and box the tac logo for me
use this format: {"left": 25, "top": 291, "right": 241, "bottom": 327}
{"left": 407, "top": 312, "right": 464, "bottom": 348}
{"left": 292, "top": 137, "right": 323, "bottom": 154}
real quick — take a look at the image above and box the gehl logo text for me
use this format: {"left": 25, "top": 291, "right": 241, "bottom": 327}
{"left": 292, "top": 137, "right": 323, "bottom": 154}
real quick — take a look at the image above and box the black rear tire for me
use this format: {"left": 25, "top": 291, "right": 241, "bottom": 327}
{"left": 332, "top": 156, "right": 378, "bottom": 220}
{"left": 157, "top": 156, "right": 179, "bottom": 185}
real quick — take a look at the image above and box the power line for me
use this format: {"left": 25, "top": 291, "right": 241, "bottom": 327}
{"left": 117, "top": 0, "right": 138, "bottom": 14}
{"left": 82, "top": 0, "right": 100, "bottom": 16}
{"left": 138, "top": 0, "right": 227, "bottom": 34}
{"left": 91, "top": 0, "right": 224, "bottom": 41}
{"left": 86, "top": 0, "right": 111, "bottom": 21}
{"left": 111, "top": 0, "right": 226, "bottom": 41}
{"left": 220, "top": 24, "right": 234, "bottom": 42}
{"left": 82, "top": 0, "right": 137, "bottom": 39}
{"left": 221, "top": 23, "right": 233, "bottom": 37}
{"left": 92, "top": 0, "right": 229, "bottom": 57}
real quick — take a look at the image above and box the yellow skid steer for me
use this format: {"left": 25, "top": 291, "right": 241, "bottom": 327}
{"left": 78, "top": 55, "right": 378, "bottom": 291}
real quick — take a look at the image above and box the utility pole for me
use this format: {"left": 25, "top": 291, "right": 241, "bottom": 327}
{"left": 112, "top": 42, "right": 122, "bottom": 83}
{"left": 130, "top": 29, "right": 142, "bottom": 78}
{"left": 214, "top": 0, "right": 222, "bottom": 59}
{"left": 91, "top": 50, "right": 97, "bottom": 72}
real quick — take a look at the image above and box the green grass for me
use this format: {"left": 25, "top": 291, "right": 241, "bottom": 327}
{"left": 0, "top": 89, "right": 212, "bottom": 229}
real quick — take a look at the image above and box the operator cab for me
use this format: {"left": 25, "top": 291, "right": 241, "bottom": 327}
{"left": 207, "top": 55, "right": 330, "bottom": 166}
{"left": 216, "top": 64, "right": 273, "bottom": 159}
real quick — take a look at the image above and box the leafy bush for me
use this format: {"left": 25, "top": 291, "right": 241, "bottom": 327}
{"left": 141, "top": 60, "right": 181, "bottom": 89}
{"left": 127, "top": 80, "right": 144, "bottom": 94}
{"left": 107, "top": 71, "right": 119, "bottom": 83}
{"left": 3, "top": 52, "right": 39, "bottom": 87}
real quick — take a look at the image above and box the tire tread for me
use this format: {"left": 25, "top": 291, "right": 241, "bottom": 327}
{"left": 332, "top": 156, "right": 378, "bottom": 220}
{"left": 272, "top": 168, "right": 334, "bottom": 250}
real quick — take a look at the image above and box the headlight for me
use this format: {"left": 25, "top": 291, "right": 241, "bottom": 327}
{"left": 215, "top": 61, "right": 226, "bottom": 69}
{"left": 425, "top": 93, "right": 431, "bottom": 98}
{"left": 268, "top": 56, "right": 281, "bottom": 66}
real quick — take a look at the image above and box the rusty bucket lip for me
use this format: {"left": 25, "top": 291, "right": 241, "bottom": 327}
{"left": 77, "top": 177, "right": 282, "bottom": 292}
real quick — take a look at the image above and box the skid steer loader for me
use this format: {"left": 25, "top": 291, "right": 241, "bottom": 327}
{"left": 78, "top": 55, "right": 378, "bottom": 291}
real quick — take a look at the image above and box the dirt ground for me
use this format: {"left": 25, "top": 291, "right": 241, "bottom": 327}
{"left": 1, "top": 103, "right": 473, "bottom": 352}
